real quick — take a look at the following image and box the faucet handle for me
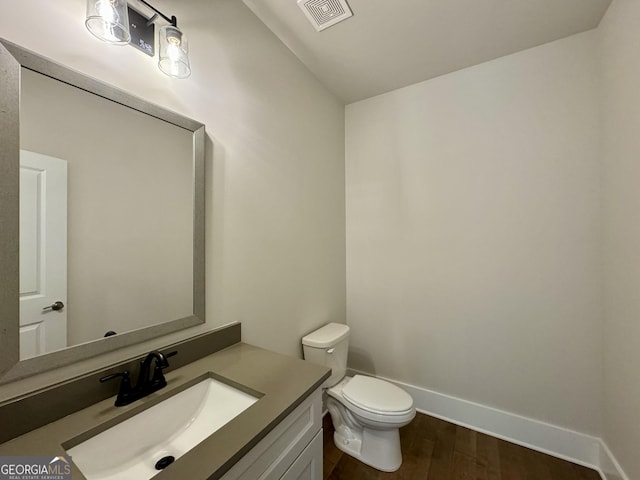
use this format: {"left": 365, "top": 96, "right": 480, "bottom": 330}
{"left": 165, "top": 350, "right": 178, "bottom": 362}
{"left": 100, "top": 370, "right": 134, "bottom": 407}
{"left": 100, "top": 370, "right": 131, "bottom": 384}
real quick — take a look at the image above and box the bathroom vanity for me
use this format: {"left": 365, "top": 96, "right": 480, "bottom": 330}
{"left": 0, "top": 341, "right": 329, "bottom": 480}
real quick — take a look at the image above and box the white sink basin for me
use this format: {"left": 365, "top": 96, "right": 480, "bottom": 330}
{"left": 67, "top": 376, "right": 259, "bottom": 480}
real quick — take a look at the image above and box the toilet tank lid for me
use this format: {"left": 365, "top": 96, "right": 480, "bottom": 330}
{"left": 302, "top": 323, "right": 350, "bottom": 348}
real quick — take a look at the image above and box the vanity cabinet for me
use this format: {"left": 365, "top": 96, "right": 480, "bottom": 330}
{"left": 221, "top": 388, "right": 322, "bottom": 480}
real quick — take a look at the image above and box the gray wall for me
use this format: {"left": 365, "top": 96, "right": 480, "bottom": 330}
{"left": 345, "top": 31, "right": 603, "bottom": 435}
{"left": 600, "top": 0, "right": 640, "bottom": 478}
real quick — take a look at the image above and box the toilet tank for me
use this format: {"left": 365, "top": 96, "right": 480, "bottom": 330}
{"left": 302, "top": 323, "right": 350, "bottom": 388}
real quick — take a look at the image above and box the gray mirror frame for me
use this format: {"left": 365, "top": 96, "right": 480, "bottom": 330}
{"left": 0, "top": 38, "right": 205, "bottom": 383}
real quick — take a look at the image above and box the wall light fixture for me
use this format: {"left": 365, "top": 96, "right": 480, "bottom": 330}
{"left": 85, "top": 0, "right": 191, "bottom": 78}
{"left": 86, "top": 0, "right": 131, "bottom": 45}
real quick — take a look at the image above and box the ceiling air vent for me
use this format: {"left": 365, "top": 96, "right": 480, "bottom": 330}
{"left": 297, "top": 0, "right": 353, "bottom": 32}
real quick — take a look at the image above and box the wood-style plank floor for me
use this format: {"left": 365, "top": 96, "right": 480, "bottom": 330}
{"left": 323, "top": 412, "right": 601, "bottom": 480}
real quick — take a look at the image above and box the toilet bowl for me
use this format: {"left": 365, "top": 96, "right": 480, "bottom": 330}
{"left": 302, "top": 323, "right": 416, "bottom": 472}
{"left": 326, "top": 375, "right": 415, "bottom": 471}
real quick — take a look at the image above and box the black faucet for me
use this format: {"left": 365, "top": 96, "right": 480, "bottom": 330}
{"left": 100, "top": 350, "right": 177, "bottom": 406}
{"left": 136, "top": 351, "right": 173, "bottom": 392}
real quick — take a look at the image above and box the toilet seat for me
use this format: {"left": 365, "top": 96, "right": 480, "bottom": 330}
{"left": 328, "top": 376, "right": 415, "bottom": 426}
{"left": 342, "top": 375, "right": 414, "bottom": 415}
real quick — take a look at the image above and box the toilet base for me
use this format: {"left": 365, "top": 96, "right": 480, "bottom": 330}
{"left": 327, "top": 398, "right": 403, "bottom": 472}
{"left": 333, "top": 427, "right": 402, "bottom": 472}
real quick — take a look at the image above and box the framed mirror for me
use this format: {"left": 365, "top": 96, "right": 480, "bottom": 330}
{"left": 0, "top": 38, "right": 205, "bottom": 383}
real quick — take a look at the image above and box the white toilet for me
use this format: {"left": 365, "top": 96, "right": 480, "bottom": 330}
{"left": 302, "top": 323, "right": 416, "bottom": 472}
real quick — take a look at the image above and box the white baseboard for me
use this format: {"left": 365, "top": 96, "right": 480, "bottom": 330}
{"left": 346, "top": 369, "right": 628, "bottom": 480}
{"left": 598, "top": 440, "right": 630, "bottom": 480}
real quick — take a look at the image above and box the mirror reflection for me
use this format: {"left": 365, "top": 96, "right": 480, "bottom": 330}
{"left": 18, "top": 68, "right": 195, "bottom": 360}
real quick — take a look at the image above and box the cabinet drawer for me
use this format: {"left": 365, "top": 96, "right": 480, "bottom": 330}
{"left": 280, "top": 430, "right": 322, "bottom": 480}
{"left": 221, "top": 388, "right": 322, "bottom": 480}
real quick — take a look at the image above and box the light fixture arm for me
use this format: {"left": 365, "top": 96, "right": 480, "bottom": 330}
{"left": 137, "top": 0, "right": 178, "bottom": 27}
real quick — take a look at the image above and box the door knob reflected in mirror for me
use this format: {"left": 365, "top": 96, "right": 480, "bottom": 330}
{"left": 42, "top": 301, "right": 65, "bottom": 312}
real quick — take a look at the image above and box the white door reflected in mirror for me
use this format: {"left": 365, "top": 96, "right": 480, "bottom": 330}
{"left": 19, "top": 151, "right": 68, "bottom": 359}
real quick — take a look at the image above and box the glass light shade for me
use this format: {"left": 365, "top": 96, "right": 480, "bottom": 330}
{"left": 85, "top": 0, "right": 131, "bottom": 45}
{"left": 158, "top": 25, "right": 191, "bottom": 79}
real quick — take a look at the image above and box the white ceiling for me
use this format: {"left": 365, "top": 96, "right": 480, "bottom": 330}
{"left": 243, "top": 0, "right": 612, "bottom": 104}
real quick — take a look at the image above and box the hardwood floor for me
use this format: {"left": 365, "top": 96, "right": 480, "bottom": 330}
{"left": 323, "top": 412, "right": 601, "bottom": 480}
